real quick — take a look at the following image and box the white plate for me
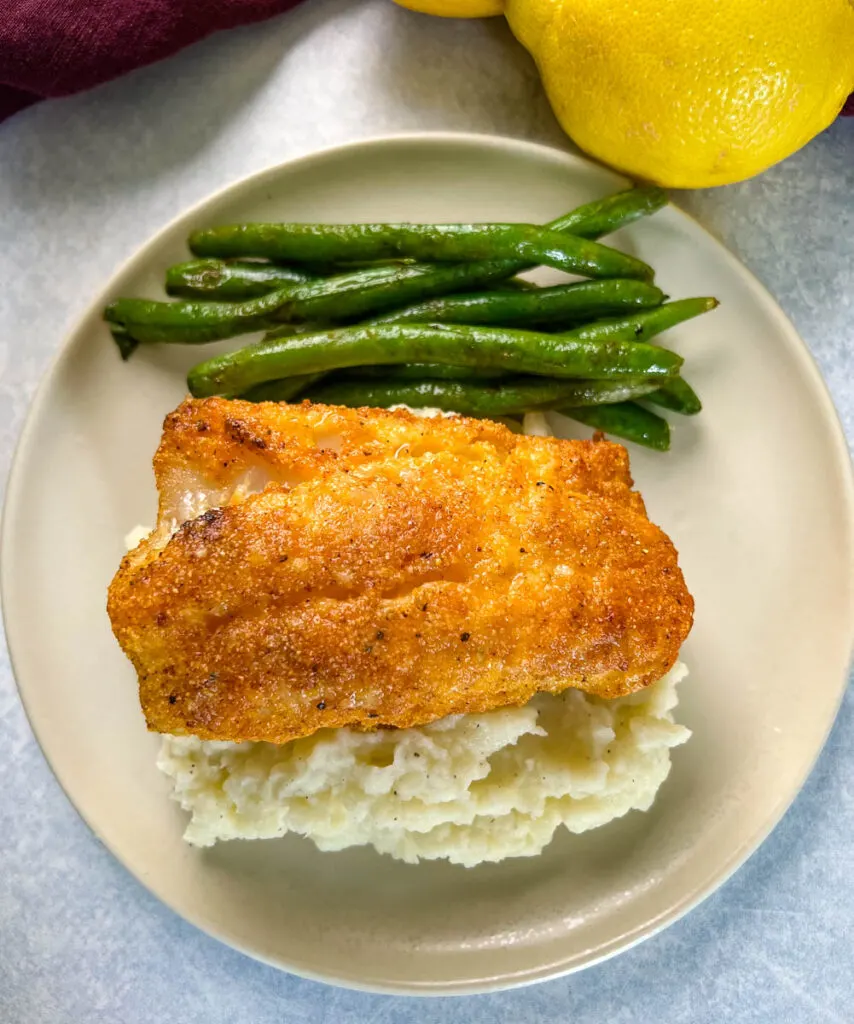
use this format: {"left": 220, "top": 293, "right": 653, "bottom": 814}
{"left": 3, "top": 134, "right": 853, "bottom": 995}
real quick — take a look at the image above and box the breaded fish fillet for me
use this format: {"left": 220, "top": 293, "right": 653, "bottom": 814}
{"left": 108, "top": 398, "right": 693, "bottom": 743}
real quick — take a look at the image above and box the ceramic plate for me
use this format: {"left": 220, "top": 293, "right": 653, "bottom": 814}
{"left": 3, "top": 134, "right": 853, "bottom": 995}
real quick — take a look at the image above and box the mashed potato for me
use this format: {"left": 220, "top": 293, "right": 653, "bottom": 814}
{"left": 158, "top": 664, "right": 689, "bottom": 866}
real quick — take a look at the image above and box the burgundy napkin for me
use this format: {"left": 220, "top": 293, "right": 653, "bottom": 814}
{"left": 1, "top": 0, "right": 852, "bottom": 124}
{"left": 0, "top": 0, "right": 306, "bottom": 122}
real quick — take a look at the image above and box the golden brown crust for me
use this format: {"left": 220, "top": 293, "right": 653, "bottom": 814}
{"left": 108, "top": 398, "right": 692, "bottom": 743}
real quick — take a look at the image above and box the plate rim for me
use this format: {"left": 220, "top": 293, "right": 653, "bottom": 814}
{"left": 3, "top": 130, "right": 854, "bottom": 996}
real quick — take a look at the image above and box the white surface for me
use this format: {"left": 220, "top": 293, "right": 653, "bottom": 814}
{"left": 1, "top": 0, "right": 853, "bottom": 1020}
{"left": 3, "top": 133, "right": 853, "bottom": 995}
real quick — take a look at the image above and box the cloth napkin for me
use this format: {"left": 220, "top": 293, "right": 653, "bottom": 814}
{"left": 0, "top": 0, "right": 306, "bottom": 122}
{"left": 1, "top": 0, "right": 852, "bottom": 124}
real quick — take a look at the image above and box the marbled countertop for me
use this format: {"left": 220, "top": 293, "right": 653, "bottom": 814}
{"left": 1, "top": 2, "right": 852, "bottom": 1020}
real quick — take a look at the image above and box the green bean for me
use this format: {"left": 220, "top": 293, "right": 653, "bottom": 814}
{"left": 557, "top": 402, "right": 671, "bottom": 451}
{"left": 109, "top": 325, "right": 139, "bottom": 361}
{"left": 291, "top": 186, "right": 668, "bottom": 276}
{"left": 261, "top": 277, "right": 698, "bottom": 349}
{"left": 289, "top": 377, "right": 659, "bottom": 417}
{"left": 104, "top": 288, "right": 292, "bottom": 345}
{"left": 199, "top": 186, "right": 666, "bottom": 276}
{"left": 366, "top": 279, "right": 665, "bottom": 328}
{"left": 107, "top": 264, "right": 445, "bottom": 345}
{"left": 645, "top": 376, "right": 703, "bottom": 415}
{"left": 189, "top": 222, "right": 654, "bottom": 282}
{"left": 108, "top": 289, "right": 711, "bottom": 349}
{"left": 309, "top": 186, "right": 665, "bottom": 294}
{"left": 345, "top": 363, "right": 508, "bottom": 381}
{"left": 566, "top": 297, "right": 718, "bottom": 345}
{"left": 165, "top": 259, "right": 315, "bottom": 299}
{"left": 187, "top": 323, "right": 682, "bottom": 398}
{"left": 589, "top": 301, "right": 706, "bottom": 417}
{"left": 305, "top": 270, "right": 536, "bottom": 291}
{"left": 261, "top": 264, "right": 555, "bottom": 328}
{"left": 332, "top": 366, "right": 699, "bottom": 413}
{"left": 158, "top": 261, "right": 536, "bottom": 320}
{"left": 301, "top": 256, "right": 417, "bottom": 272}
{"left": 593, "top": 302, "right": 708, "bottom": 416}
{"left": 241, "top": 373, "right": 324, "bottom": 403}
{"left": 548, "top": 186, "right": 667, "bottom": 240}
{"left": 376, "top": 186, "right": 666, "bottom": 299}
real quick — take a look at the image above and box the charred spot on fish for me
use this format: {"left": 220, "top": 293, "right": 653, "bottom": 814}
{"left": 460, "top": 632, "right": 471, "bottom": 643}
{"left": 224, "top": 417, "right": 268, "bottom": 450}
{"left": 375, "top": 630, "right": 385, "bottom": 641}
{"left": 168, "top": 694, "right": 177, "bottom": 705}
{"left": 195, "top": 421, "right": 209, "bottom": 433}
{"left": 316, "top": 700, "right": 326, "bottom": 710}
{"left": 182, "top": 507, "right": 225, "bottom": 542}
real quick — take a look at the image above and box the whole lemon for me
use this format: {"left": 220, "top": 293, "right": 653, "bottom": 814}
{"left": 394, "top": 0, "right": 854, "bottom": 187}
{"left": 394, "top": 0, "right": 503, "bottom": 15}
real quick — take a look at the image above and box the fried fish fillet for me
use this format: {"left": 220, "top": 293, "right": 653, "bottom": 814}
{"left": 108, "top": 398, "right": 693, "bottom": 743}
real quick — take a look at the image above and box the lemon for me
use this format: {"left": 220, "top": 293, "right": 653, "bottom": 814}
{"left": 394, "top": 0, "right": 854, "bottom": 188}
{"left": 393, "top": 0, "right": 502, "bottom": 15}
